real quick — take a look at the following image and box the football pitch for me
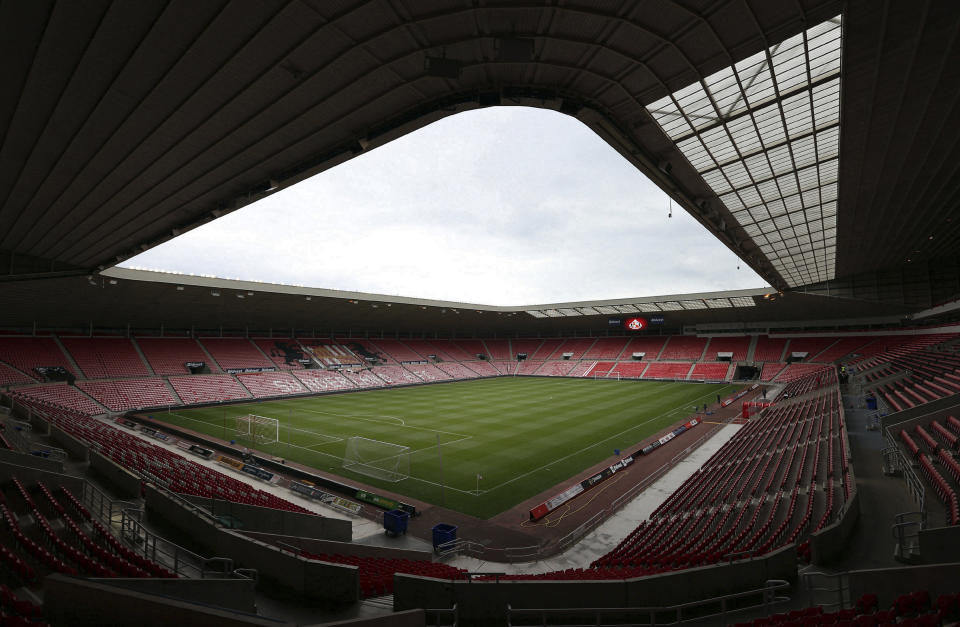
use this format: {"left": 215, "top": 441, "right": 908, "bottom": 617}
{"left": 152, "top": 378, "right": 737, "bottom": 519}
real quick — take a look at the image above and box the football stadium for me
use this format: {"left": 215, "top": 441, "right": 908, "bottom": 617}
{"left": 2, "top": 1, "right": 960, "bottom": 626}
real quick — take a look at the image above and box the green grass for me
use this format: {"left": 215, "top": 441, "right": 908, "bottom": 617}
{"left": 151, "top": 378, "right": 737, "bottom": 518}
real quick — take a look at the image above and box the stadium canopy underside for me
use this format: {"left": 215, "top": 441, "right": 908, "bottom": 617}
{"left": 2, "top": 0, "right": 960, "bottom": 317}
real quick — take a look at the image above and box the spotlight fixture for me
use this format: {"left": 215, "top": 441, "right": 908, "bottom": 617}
{"left": 247, "top": 291, "right": 254, "bottom": 296}
{"left": 176, "top": 286, "right": 184, "bottom": 291}
{"left": 305, "top": 296, "right": 311, "bottom": 301}
{"left": 211, "top": 290, "right": 220, "bottom": 297}
{"left": 108, "top": 279, "right": 118, "bottom": 285}
{"left": 236, "top": 294, "right": 245, "bottom": 299}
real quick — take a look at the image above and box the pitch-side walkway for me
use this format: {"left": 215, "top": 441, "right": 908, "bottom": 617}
{"left": 444, "top": 422, "right": 743, "bottom": 574}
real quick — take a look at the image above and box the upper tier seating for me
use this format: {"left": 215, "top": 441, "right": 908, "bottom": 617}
{"left": 690, "top": 362, "right": 731, "bottom": 381}
{"left": 621, "top": 336, "right": 667, "bottom": 361}
{"left": 78, "top": 379, "right": 180, "bottom": 411}
{"left": 60, "top": 337, "right": 149, "bottom": 379}
{"left": 551, "top": 338, "right": 598, "bottom": 360}
{"left": 169, "top": 375, "right": 250, "bottom": 404}
{"left": 582, "top": 337, "right": 630, "bottom": 360}
{"left": 451, "top": 340, "right": 488, "bottom": 360}
{"left": 136, "top": 338, "right": 218, "bottom": 375}
{"left": 11, "top": 385, "right": 103, "bottom": 415}
{"left": 704, "top": 336, "right": 749, "bottom": 362}
{"left": 812, "top": 337, "right": 873, "bottom": 363}
{"left": 252, "top": 339, "right": 308, "bottom": 369}
{"left": 292, "top": 370, "right": 356, "bottom": 392}
{"left": 783, "top": 336, "right": 838, "bottom": 362}
{"left": 775, "top": 363, "right": 834, "bottom": 383}
{"left": 199, "top": 338, "right": 273, "bottom": 371}
{"left": 529, "top": 339, "right": 565, "bottom": 360}
{"left": 511, "top": 339, "right": 545, "bottom": 360}
{"left": 482, "top": 340, "right": 512, "bottom": 360}
{"left": 237, "top": 372, "right": 308, "bottom": 397}
{"left": 660, "top": 336, "right": 708, "bottom": 361}
{"left": 368, "top": 340, "right": 427, "bottom": 363}
{"left": 642, "top": 362, "right": 693, "bottom": 379}
{"left": 423, "top": 340, "right": 474, "bottom": 361}
{"left": 0, "top": 362, "right": 35, "bottom": 386}
{"left": 395, "top": 340, "right": 446, "bottom": 362}
{"left": 0, "top": 337, "right": 75, "bottom": 379}
{"left": 753, "top": 336, "right": 788, "bottom": 362}
{"left": 299, "top": 341, "right": 362, "bottom": 367}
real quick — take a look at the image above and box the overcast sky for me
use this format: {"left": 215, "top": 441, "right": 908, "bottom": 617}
{"left": 121, "top": 107, "right": 767, "bottom": 306}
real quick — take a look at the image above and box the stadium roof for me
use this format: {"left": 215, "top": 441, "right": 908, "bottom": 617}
{"left": 2, "top": 0, "right": 960, "bottom": 325}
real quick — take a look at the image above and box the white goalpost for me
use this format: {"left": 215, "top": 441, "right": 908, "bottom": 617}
{"left": 342, "top": 436, "right": 411, "bottom": 482}
{"left": 235, "top": 414, "right": 280, "bottom": 445}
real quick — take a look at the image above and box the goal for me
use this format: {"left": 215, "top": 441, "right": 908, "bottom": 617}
{"left": 235, "top": 414, "right": 280, "bottom": 445}
{"left": 342, "top": 436, "right": 411, "bottom": 482}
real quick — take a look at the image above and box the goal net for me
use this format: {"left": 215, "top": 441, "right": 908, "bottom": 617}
{"left": 235, "top": 414, "right": 280, "bottom": 445}
{"left": 342, "top": 436, "right": 411, "bottom": 482}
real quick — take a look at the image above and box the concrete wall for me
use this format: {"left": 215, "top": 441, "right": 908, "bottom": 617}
{"left": 242, "top": 531, "right": 432, "bottom": 562}
{"left": 89, "top": 449, "right": 141, "bottom": 498}
{"left": 308, "top": 610, "right": 425, "bottom": 627}
{"left": 848, "top": 562, "right": 960, "bottom": 608}
{"left": 48, "top": 423, "right": 89, "bottom": 461}
{"left": 0, "top": 460, "right": 84, "bottom": 494}
{"left": 0, "top": 448, "right": 63, "bottom": 473}
{"left": 810, "top": 488, "right": 861, "bottom": 565}
{"left": 394, "top": 545, "right": 797, "bottom": 627}
{"left": 184, "top": 495, "right": 351, "bottom": 542}
{"left": 43, "top": 574, "right": 289, "bottom": 626}
{"left": 88, "top": 577, "right": 258, "bottom": 613}
{"left": 918, "top": 524, "right": 960, "bottom": 563}
{"left": 145, "top": 486, "right": 359, "bottom": 604}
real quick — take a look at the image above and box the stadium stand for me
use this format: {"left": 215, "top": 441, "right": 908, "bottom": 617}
{"left": 60, "top": 337, "right": 150, "bottom": 379}
{"left": 295, "top": 550, "right": 466, "bottom": 599}
{"left": 781, "top": 336, "right": 837, "bottom": 362}
{"left": 368, "top": 340, "right": 427, "bottom": 363}
{"left": 237, "top": 372, "right": 308, "bottom": 397}
{"left": 566, "top": 361, "right": 595, "bottom": 377}
{"left": 516, "top": 360, "right": 545, "bottom": 375}
{"left": 0, "top": 337, "right": 75, "bottom": 380}
{"left": 482, "top": 339, "right": 512, "bottom": 360}
{"left": 535, "top": 361, "right": 576, "bottom": 376}
{"left": 0, "top": 362, "right": 35, "bottom": 386}
{"left": 252, "top": 339, "right": 308, "bottom": 369}
{"left": 812, "top": 336, "right": 873, "bottom": 363}
{"left": 621, "top": 336, "right": 668, "bottom": 361}
{"left": 77, "top": 378, "right": 180, "bottom": 412}
{"left": 369, "top": 365, "right": 421, "bottom": 385}
{"left": 423, "top": 340, "right": 474, "bottom": 362}
{"left": 690, "top": 362, "right": 732, "bottom": 381}
{"left": 10, "top": 385, "right": 104, "bottom": 415}
{"left": 551, "top": 338, "right": 598, "bottom": 360}
{"left": 510, "top": 339, "right": 544, "bottom": 360}
{"left": 581, "top": 337, "right": 630, "bottom": 360}
{"left": 490, "top": 360, "right": 518, "bottom": 375}
{"left": 340, "top": 369, "right": 387, "bottom": 388}
{"left": 609, "top": 362, "right": 649, "bottom": 378}
{"left": 299, "top": 341, "right": 362, "bottom": 368}
{"left": 136, "top": 338, "right": 219, "bottom": 375}
{"left": 169, "top": 374, "right": 251, "bottom": 404}
{"left": 586, "top": 361, "right": 616, "bottom": 377}
{"left": 393, "top": 363, "right": 451, "bottom": 382}
{"left": 292, "top": 369, "right": 356, "bottom": 392}
{"left": 529, "top": 339, "right": 565, "bottom": 360}
{"left": 761, "top": 362, "right": 788, "bottom": 381}
{"left": 199, "top": 338, "right": 274, "bottom": 371}
{"left": 434, "top": 362, "right": 482, "bottom": 379}
{"left": 659, "top": 336, "right": 708, "bottom": 361}
{"left": 703, "top": 336, "right": 750, "bottom": 361}
{"left": 753, "top": 336, "right": 789, "bottom": 362}
{"left": 642, "top": 362, "right": 694, "bottom": 379}
{"left": 774, "top": 363, "right": 834, "bottom": 383}
{"left": 451, "top": 340, "right": 488, "bottom": 360}
{"left": 461, "top": 360, "right": 499, "bottom": 377}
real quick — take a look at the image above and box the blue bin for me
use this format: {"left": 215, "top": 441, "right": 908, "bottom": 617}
{"left": 432, "top": 523, "right": 457, "bottom": 550}
{"left": 865, "top": 396, "right": 877, "bottom": 411}
{"left": 383, "top": 509, "right": 409, "bottom": 536}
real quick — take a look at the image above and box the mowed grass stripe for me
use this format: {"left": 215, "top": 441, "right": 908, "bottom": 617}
{"left": 156, "top": 378, "right": 736, "bottom": 518}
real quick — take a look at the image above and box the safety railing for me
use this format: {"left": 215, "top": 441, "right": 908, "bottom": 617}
{"left": 425, "top": 604, "right": 458, "bottom": 626}
{"left": 801, "top": 570, "right": 850, "bottom": 611}
{"left": 892, "top": 510, "right": 926, "bottom": 562}
{"left": 506, "top": 579, "right": 791, "bottom": 626}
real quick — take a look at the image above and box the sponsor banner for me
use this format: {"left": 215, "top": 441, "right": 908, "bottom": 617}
{"left": 355, "top": 489, "right": 417, "bottom": 516}
{"left": 187, "top": 444, "right": 213, "bottom": 459}
{"left": 721, "top": 385, "right": 756, "bottom": 407}
{"left": 639, "top": 418, "right": 699, "bottom": 455}
{"left": 185, "top": 361, "right": 205, "bottom": 369}
{"left": 290, "top": 482, "right": 363, "bottom": 513}
{"left": 530, "top": 454, "right": 639, "bottom": 520}
{"left": 217, "top": 456, "right": 245, "bottom": 471}
{"left": 608, "top": 318, "right": 622, "bottom": 326}
{"left": 241, "top": 464, "right": 274, "bottom": 481}
{"left": 649, "top": 315, "right": 665, "bottom": 325}
{"left": 298, "top": 359, "right": 312, "bottom": 365}
{"left": 225, "top": 367, "right": 277, "bottom": 374}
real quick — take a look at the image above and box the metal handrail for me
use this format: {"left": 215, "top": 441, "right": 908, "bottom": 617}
{"left": 425, "top": 603, "right": 458, "bottom": 627}
{"left": 801, "top": 570, "right": 849, "bottom": 611}
{"left": 506, "top": 579, "right": 791, "bottom": 626}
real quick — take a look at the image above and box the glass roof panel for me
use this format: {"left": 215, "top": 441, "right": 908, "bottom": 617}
{"left": 647, "top": 14, "right": 842, "bottom": 288}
